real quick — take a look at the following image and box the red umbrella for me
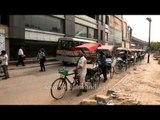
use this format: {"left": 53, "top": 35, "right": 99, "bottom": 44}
{"left": 74, "top": 43, "right": 102, "bottom": 52}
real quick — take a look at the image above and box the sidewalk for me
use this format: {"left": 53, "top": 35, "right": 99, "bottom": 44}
{"left": 8, "top": 57, "right": 61, "bottom": 70}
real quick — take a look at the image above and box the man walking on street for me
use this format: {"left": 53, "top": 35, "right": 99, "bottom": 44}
{"left": 16, "top": 46, "right": 25, "bottom": 66}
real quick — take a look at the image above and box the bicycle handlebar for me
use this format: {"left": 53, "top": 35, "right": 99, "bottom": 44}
{"left": 67, "top": 72, "right": 75, "bottom": 76}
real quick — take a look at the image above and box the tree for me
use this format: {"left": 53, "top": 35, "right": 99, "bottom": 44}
{"left": 150, "top": 42, "right": 160, "bottom": 52}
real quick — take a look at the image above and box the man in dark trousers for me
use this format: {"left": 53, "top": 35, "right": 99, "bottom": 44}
{"left": 16, "top": 46, "right": 25, "bottom": 66}
{"left": 99, "top": 51, "right": 108, "bottom": 82}
{"left": 37, "top": 48, "right": 46, "bottom": 72}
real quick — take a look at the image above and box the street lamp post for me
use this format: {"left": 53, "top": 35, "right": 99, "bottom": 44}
{"left": 146, "top": 17, "right": 152, "bottom": 63}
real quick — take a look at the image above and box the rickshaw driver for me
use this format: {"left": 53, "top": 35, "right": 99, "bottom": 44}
{"left": 105, "top": 50, "right": 112, "bottom": 74}
{"left": 73, "top": 49, "right": 87, "bottom": 97}
{"left": 99, "top": 51, "right": 108, "bottom": 82}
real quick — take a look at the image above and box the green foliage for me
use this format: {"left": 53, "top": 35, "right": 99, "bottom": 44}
{"left": 150, "top": 42, "right": 160, "bottom": 52}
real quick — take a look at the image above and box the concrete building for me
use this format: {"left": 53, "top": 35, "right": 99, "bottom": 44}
{"left": 0, "top": 15, "right": 110, "bottom": 60}
{"left": 0, "top": 15, "right": 131, "bottom": 61}
{"left": 0, "top": 24, "right": 9, "bottom": 57}
{"left": 107, "top": 15, "right": 129, "bottom": 48}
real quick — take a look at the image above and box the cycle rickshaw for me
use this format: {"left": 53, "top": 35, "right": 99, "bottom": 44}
{"left": 114, "top": 47, "right": 128, "bottom": 74}
{"left": 50, "top": 43, "right": 102, "bottom": 100}
{"left": 97, "top": 45, "right": 115, "bottom": 79}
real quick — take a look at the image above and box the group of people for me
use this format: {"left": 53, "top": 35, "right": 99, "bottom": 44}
{"left": 0, "top": 47, "right": 24, "bottom": 80}
{"left": 73, "top": 49, "right": 112, "bottom": 97}
{"left": 16, "top": 46, "right": 46, "bottom": 71}
{"left": 0, "top": 46, "right": 46, "bottom": 80}
{"left": 73, "top": 48, "right": 145, "bottom": 97}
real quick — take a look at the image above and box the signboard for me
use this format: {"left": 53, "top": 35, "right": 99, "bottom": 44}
{"left": 0, "top": 33, "right": 5, "bottom": 52}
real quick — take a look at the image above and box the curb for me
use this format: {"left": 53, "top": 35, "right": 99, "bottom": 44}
{"left": 8, "top": 61, "right": 61, "bottom": 70}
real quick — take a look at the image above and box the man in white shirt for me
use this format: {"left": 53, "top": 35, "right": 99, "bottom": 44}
{"left": 0, "top": 50, "right": 9, "bottom": 79}
{"left": 73, "top": 49, "right": 87, "bottom": 96}
{"left": 16, "top": 46, "right": 25, "bottom": 66}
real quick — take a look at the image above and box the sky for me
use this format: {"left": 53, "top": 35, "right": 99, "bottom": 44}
{"left": 123, "top": 15, "right": 160, "bottom": 42}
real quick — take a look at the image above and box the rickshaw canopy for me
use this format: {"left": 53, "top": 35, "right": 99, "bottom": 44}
{"left": 128, "top": 48, "right": 137, "bottom": 52}
{"left": 97, "top": 45, "right": 114, "bottom": 52}
{"left": 116, "top": 47, "right": 128, "bottom": 51}
{"left": 74, "top": 43, "right": 102, "bottom": 52}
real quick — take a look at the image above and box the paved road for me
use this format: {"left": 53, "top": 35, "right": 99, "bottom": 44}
{"left": 0, "top": 60, "right": 136, "bottom": 105}
{"left": 0, "top": 63, "right": 67, "bottom": 104}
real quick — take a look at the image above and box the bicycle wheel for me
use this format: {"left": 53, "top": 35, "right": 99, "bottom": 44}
{"left": 50, "top": 78, "right": 67, "bottom": 100}
{"left": 122, "top": 63, "right": 127, "bottom": 72}
{"left": 114, "top": 62, "right": 122, "bottom": 74}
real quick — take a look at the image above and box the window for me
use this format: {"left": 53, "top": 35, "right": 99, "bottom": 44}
{"left": 101, "top": 15, "right": 103, "bottom": 25}
{"left": 75, "top": 24, "right": 87, "bottom": 38}
{"left": 25, "top": 15, "right": 64, "bottom": 34}
{"left": 100, "top": 30, "right": 103, "bottom": 40}
{"left": 94, "top": 29, "right": 98, "bottom": 39}
{"left": 58, "top": 40, "right": 86, "bottom": 50}
{"left": 105, "top": 15, "right": 109, "bottom": 25}
{"left": 105, "top": 32, "right": 108, "bottom": 42}
{"left": 61, "top": 41, "right": 71, "bottom": 50}
{"left": 88, "top": 28, "right": 94, "bottom": 39}
{"left": 37, "top": 15, "right": 45, "bottom": 30}
{"left": 98, "top": 15, "right": 103, "bottom": 25}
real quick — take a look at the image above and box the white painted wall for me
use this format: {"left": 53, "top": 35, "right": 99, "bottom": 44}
{"left": 25, "top": 28, "right": 64, "bottom": 42}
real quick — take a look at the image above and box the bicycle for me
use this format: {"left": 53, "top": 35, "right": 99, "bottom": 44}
{"left": 114, "top": 57, "right": 127, "bottom": 74}
{"left": 50, "top": 68, "right": 78, "bottom": 100}
{"left": 50, "top": 67, "right": 101, "bottom": 100}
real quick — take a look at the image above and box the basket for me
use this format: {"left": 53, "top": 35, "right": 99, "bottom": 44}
{"left": 58, "top": 69, "right": 68, "bottom": 76}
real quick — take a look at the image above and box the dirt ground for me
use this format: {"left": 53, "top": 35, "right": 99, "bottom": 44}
{"left": 107, "top": 54, "right": 160, "bottom": 105}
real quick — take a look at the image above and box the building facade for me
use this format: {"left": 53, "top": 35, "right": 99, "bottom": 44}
{"left": 0, "top": 24, "right": 9, "bottom": 57}
{"left": 108, "top": 15, "right": 129, "bottom": 48}
{"left": 0, "top": 15, "right": 130, "bottom": 61}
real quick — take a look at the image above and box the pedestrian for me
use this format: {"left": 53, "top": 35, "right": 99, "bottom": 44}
{"left": 40, "top": 47, "right": 45, "bottom": 53}
{"left": 16, "top": 46, "right": 25, "bottom": 66}
{"left": 37, "top": 48, "right": 46, "bottom": 72}
{"left": 99, "top": 51, "right": 108, "bottom": 82}
{"left": 73, "top": 49, "right": 87, "bottom": 97}
{"left": 0, "top": 50, "right": 9, "bottom": 79}
{"left": 134, "top": 51, "right": 137, "bottom": 63}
